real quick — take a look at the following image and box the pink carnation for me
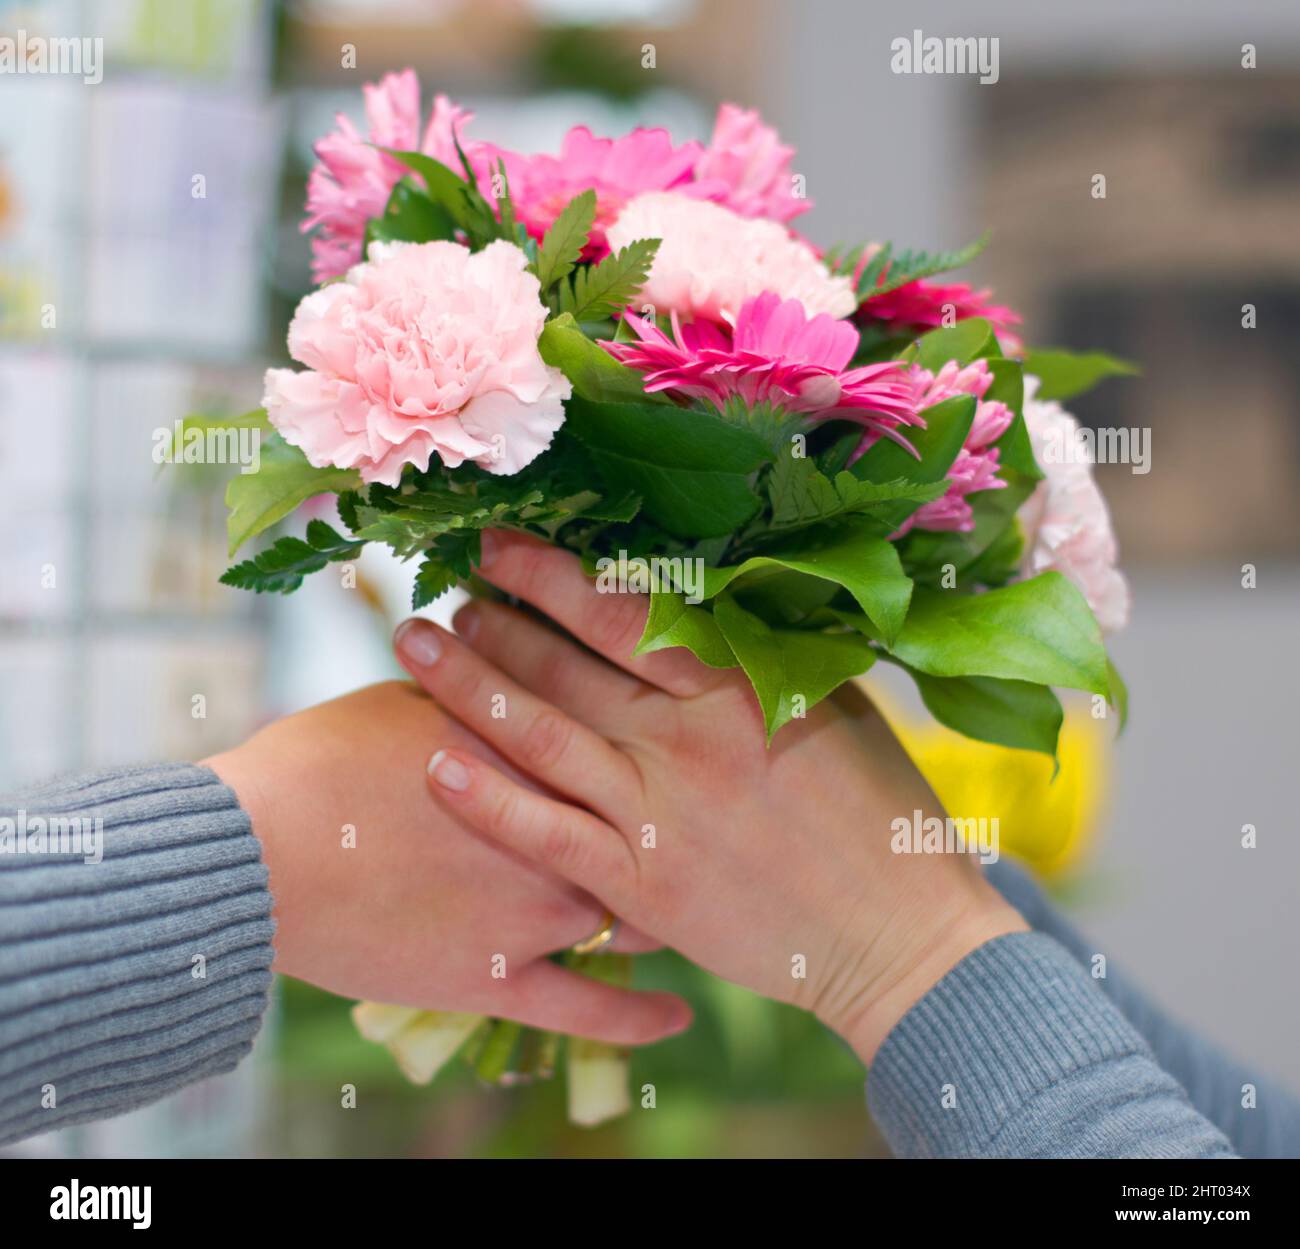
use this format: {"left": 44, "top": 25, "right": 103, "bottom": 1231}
{"left": 606, "top": 191, "right": 856, "bottom": 324}
{"left": 1018, "top": 377, "right": 1131, "bottom": 634}
{"left": 477, "top": 126, "right": 702, "bottom": 258}
{"left": 603, "top": 292, "right": 919, "bottom": 448}
{"left": 860, "top": 357, "right": 1014, "bottom": 535}
{"left": 693, "top": 104, "right": 809, "bottom": 224}
{"left": 303, "top": 69, "right": 475, "bottom": 283}
{"left": 263, "top": 240, "right": 571, "bottom": 486}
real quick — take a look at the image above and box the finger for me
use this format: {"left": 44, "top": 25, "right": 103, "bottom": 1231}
{"left": 396, "top": 618, "right": 639, "bottom": 814}
{"left": 452, "top": 599, "right": 644, "bottom": 735}
{"left": 504, "top": 959, "right": 691, "bottom": 1046}
{"left": 475, "top": 528, "right": 727, "bottom": 698}
{"left": 424, "top": 746, "right": 639, "bottom": 915}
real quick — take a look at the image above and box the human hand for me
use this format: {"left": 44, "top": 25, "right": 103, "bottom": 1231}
{"left": 203, "top": 680, "right": 690, "bottom": 1045}
{"left": 394, "top": 532, "right": 1026, "bottom": 1064}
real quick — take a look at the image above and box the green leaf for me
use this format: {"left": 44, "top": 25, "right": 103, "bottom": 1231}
{"left": 382, "top": 148, "right": 498, "bottom": 244}
{"left": 1106, "top": 655, "right": 1129, "bottom": 729}
{"left": 899, "top": 477, "right": 1035, "bottom": 588}
{"left": 365, "top": 179, "right": 456, "bottom": 248}
{"left": 225, "top": 434, "right": 362, "bottom": 556}
{"left": 888, "top": 574, "right": 1110, "bottom": 696}
{"left": 534, "top": 189, "right": 596, "bottom": 291}
{"left": 412, "top": 556, "right": 458, "bottom": 610}
{"left": 537, "top": 314, "right": 666, "bottom": 405}
{"left": 558, "top": 238, "right": 659, "bottom": 322}
{"left": 852, "top": 395, "right": 975, "bottom": 488}
{"left": 767, "top": 453, "right": 946, "bottom": 531}
{"left": 911, "top": 318, "right": 996, "bottom": 371}
{"left": 713, "top": 595, "right": 877, "bottom": 740}
{"left": 220, "top": 520, "right": 363, "bottom": 594}
{"left": 687, "top": 519, "right": 914, "bottom": 646}
{"left": 562, "top": 395, "right": 768, "bottom": 539}
{"left": 852, "top": 234, "right": 988, "bottom": 301}
{"left": 1022, "top": 348, "right": 1140, "bottom": 402}
{"left": 901, "top": 664, "right": 1064, "bottom": 758}
{"left": 634, "top": 589, "right": 738, "bottom": 669}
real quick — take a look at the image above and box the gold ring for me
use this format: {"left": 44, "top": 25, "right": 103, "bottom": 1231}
{"left": 571, "top": 909, "right": 618, "bottom": 955}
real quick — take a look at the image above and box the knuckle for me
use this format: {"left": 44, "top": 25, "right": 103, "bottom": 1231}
{"left": 518, "top": 708, "right": 575, "bottom": 774}
{"left": 539, "top": 816, "right": 585, "bottom": 876}
{"left": 587, "top": 595, "right": 641, "bottom": 656}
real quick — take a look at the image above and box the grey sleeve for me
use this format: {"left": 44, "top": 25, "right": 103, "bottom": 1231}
{"left": 988, "top": 858, "right": 1300, "bottom": 1158}
{"left": 0, "top": 763, "right": 276, "bottom": 1146}
{"left": 866, "top": 931, "right": 1237, "bottom": 1158}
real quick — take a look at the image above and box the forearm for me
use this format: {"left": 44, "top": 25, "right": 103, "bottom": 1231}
{"left": 867, "top": 931, "right": 1237, "bottom": 1158}
{"left": 0, "top": 763, "right": 275, "bottom": 1146}
{"left": 988, "top": 859, "right": 1300, "bottom": 1158}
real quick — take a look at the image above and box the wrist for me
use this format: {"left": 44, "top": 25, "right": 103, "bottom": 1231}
{"left": 828, "top": 886, "right": 1028, "bottom": 1067}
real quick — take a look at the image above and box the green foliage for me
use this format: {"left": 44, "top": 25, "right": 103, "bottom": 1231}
{"left": 842, "top": 233, "right": 988, "bottom": 301}
{"left": 713, "top": 595, "right": 877, "bottom": 739}
{"left": 533, "top": 190, "right": 596, "bottom": 291}
{"left": 562, "top": 395, "right": 769, "bottom": 539}
{"left": 1022, "top": 348, "right": 1141, "bottom": 401}
{"left": 221, "top": 520, "right": 363, "bottom": 594}
{"left": 766, "top": 453, "right": 947, "bottom": 532}
{"left": 225, "top": 434, "right": 362, "bottom": 556}
{"left": 557, "top": 237, "right": 660, "bottom": 322}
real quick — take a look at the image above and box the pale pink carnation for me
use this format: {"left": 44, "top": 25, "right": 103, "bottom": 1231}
{"left": 604, "top": 292, "right": 919, "bottom": 450}
{"left": 303, "top": 69, "right": 475, "bottom": 282}
{"left": 693, "top": 104, "right": 810, "bottom": 224}
{"left": 1018, "top": 377, "right": 1131, "bottom": 634}
{"left": 263, "top": 240, "right": 571, "bottom": 486}
{"left": 606, "top": 191, "right": 856, "bottom": 324}
{"left": 476, "top": 126, "right": 702, "bottom": 259}
{"left": 858, "top": 357, "right": 1014, "bottom": 535}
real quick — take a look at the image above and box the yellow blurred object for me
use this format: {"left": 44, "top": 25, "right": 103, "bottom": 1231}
{"left": 880, "top": 694, "right": 1111, "bottom": 879}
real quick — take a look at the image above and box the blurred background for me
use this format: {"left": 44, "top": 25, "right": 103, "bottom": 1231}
{"left": 2, "top": 0, "right": 1298, "bottom": 1157}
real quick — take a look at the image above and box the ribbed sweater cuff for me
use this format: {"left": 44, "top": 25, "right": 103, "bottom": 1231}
{"left": 866, "top": 931, "right": 1152, "bottom": 1157}
{"left": 0, "top": 763, "right": 275, "bottom": 1145}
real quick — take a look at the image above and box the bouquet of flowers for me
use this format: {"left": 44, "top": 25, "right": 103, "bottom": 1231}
{"left": 187, "top": 70, "right": 1135, "bottom": 1124}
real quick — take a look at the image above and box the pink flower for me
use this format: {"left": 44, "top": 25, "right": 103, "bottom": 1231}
{"left": 264, "top": 240, "right": 571, "bottom": 486}
{"left": 1018, "top": 377, "right": 1130, "bottom": 634}
{"left": 862, "top": 358, "right": 1014, "bottom": 535}
{"left": 603, "top": 292, "right": 919, "bottom": 448}
{"left": 606, "top": 192, "right": 856, "bottom": 324}
{"left": 303, "top": 69, "right": 475, "bottom": 282}
{"left": 693, "top": 104, "right": 809, "bottom": 224}
{"left": 478, "top": 127, "right": 702, "bottom": 258}
{"left": 852, "top": 245, "right": 1022, "bottom": 350}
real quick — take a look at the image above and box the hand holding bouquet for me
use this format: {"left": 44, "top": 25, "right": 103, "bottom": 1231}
{"left": 187, "top": 70, "right": 1135, "bottom": 1122}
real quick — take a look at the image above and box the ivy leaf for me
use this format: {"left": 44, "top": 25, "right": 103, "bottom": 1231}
{"left": 220, "top": 521, "right": 363, "bottom": 594}
{"left": 534, "top": 190, "right": 596, "bottom": 292}
{"left": 713, "top": 595, "right": 878, "bottom": 741}
{"left": 225, "top": 434, "right": 362, "bottom": 556}
{"left": 558, "top": 238, "right": 660, "bottom": 321}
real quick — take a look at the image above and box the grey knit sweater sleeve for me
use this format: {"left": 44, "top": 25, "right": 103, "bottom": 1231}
{"left": 867, "top": 931, "right": 1238, "bottom": 1158}
{"left": 0, "top": 763, "right": 275, "bottom": 1146}
{"left": 987, "top": 858, "right": 1300, "bottom": 1157}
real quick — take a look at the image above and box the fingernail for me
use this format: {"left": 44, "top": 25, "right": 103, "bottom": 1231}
{"left": 455, "top": 603, "right": 480, "bottom": 643}
{"left": 667, "top": 1003, "right": 693, "bottom": 1035}
{"left": 477, "top": 530, "right": 499, "bottom": 570}
{"left": 427, "top": 749, "right": 470, "bottom": 792}
{"left": 395, "top": 619, "right": 442, "bottom": 666}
